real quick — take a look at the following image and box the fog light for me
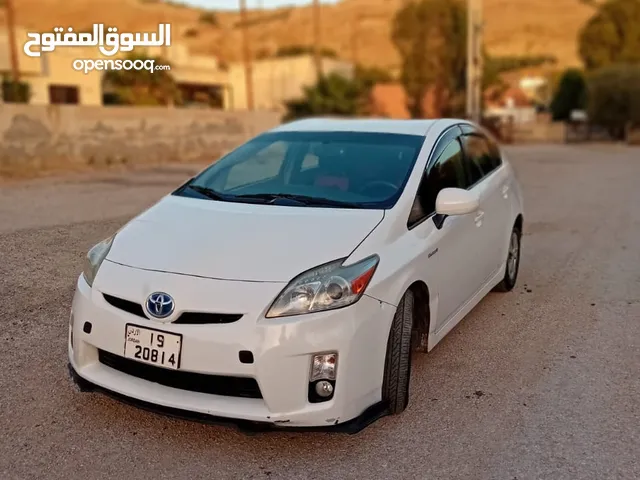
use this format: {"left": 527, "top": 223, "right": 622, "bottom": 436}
{"left": 315, "top": 380, "right": 334, "bottom": 398}
{"left": 310, "top": 353, "right": 338, "bottom": 382}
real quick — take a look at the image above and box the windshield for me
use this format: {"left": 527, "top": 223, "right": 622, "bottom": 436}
{"left": 173, "top": 131, "right": 425, "bottom": 209}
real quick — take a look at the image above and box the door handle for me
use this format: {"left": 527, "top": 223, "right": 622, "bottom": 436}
{"left": 474, "top": 211, "right": 485, "bottom": 224}
{"left": 502, "top": 185, "right": 509, "bottom": 198}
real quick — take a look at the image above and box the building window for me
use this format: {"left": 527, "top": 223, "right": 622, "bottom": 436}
{"left": 177, "top": 83, "right": 224, "bottom": 108}
{"left": 49, "top": 85, "right": 80, "bottom": 105}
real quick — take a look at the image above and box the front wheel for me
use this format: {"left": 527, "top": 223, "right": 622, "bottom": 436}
{"left": 494, "top": 225, "right": 521, "bottom": 292}
{"left": 381, "top": 290, "right": 414, "bottom": 415}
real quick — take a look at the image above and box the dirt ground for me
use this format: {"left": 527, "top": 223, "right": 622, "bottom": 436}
{"left": 1, "top": 145, "right": 639, "bottom": 480}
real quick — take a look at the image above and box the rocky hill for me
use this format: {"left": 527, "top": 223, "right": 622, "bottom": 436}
{"left": 1, "top": 0, "right": 598, "bottom": 71}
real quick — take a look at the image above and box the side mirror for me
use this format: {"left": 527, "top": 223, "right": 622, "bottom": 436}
{"left": 435, "top": 188, "right": 479, "bottom": 216}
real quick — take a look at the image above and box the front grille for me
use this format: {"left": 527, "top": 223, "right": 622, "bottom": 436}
{"left": 98, "top": 350, "right": 263, "bottom": 399}
{"left": 102, "top": 293, "right": 243, "bottom": 325}
{"left": 103, "top": 294, "right": 145, "bottom": 318}
{"left": 174, "top": 312, "right": 243, "bottom": 325}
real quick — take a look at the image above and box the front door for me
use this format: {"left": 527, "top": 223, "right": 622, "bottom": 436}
{"left": 409, "top": 135, "right": 482, "bottom": 331}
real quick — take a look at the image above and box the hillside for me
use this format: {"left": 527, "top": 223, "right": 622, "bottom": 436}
{"left": 0, "top": 0, "right": 597, "bottom": 71}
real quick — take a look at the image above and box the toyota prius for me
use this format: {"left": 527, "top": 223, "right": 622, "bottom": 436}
{"left": 68, "top": 118, "right": 524, "bottom": 430}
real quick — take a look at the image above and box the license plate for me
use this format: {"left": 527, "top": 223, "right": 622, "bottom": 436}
{"left": 124, "top": 324, "right": 182, "bottom": 370}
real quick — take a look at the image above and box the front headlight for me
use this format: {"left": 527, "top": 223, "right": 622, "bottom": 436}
{"left": 266, "top": 255, "right": 379, "bottom": 318}
{"left": 82, "top": 235, "right": 115, "bottom": 287}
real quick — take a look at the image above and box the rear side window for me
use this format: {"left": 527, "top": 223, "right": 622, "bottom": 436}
{"left": 461, "top": 134, "right": 501, "bottom": 186}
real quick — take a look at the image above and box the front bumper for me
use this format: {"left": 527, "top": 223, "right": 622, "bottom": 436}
{"left": 67, "top": 363, "right": 389, "bottom": 434}
{"left": 69, "top": 261, "right": 396, "bottom": 430}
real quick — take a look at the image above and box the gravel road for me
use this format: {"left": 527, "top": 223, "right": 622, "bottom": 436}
{"left": 1, "top": 145, "right": 639, "bottom": 480}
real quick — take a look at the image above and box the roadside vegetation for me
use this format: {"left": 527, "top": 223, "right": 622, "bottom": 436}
{"left": 549, "top": 0, "right": 640, "bottom": 136}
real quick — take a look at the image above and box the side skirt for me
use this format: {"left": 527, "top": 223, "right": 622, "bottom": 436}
{"left": 428, "top": 268, "right": 504, "bottom": 351}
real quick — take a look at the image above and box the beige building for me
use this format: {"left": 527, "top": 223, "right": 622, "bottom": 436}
{"left": 229, "top": 55, "right": 355, "bottom": 111}
{"left": 144, "top": 43, "right": 232, "bottom": 109}
{"left": 1, "top": 28, "right": 103, "bottom": 105}
{"left": 2, "top": 27, "right": 354, "bottom": 111}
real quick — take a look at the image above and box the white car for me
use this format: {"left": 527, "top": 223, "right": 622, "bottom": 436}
{"left": 69, "top": 118, "right": 524, "bottom": 431}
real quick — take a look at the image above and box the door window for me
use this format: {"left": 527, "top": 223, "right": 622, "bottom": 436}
{"left": 408, "top": 138, "right": 467, "bottom": 227}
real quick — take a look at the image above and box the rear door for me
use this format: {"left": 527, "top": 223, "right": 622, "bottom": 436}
{"left": 459, "top": 129, "right": 511, "bottom": 285}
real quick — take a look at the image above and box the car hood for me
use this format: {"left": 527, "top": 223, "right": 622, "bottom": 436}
{"left": 106, "top": 195, "right": 385, "bottom": 282}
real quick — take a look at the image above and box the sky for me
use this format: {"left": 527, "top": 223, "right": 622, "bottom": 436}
{"left": 181, "top": 0, "right": 340, "bottom": 11}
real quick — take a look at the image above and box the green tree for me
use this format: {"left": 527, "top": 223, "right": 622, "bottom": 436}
{"left": 578, "top": 0, "right": 640, "bottom": 70}
{"left": 283, "top": 73, "right": 361, "bottom": 121}
{"left": 549, "top": 68, "right": 588, "bottom": 121}
{"left": 353, "top": 65, "right": 394, "bottom": 115}
{"left": 391, "top": 0, "right": 467, "bottom": 118}
{"left": 587, "top": 64, "right": 640, "bottom": 138}
{"left": 103, "top": 52, "right": 180, "bottom": 106}
{"left": 283, "top": 67, "right": 392, "bottom": 121}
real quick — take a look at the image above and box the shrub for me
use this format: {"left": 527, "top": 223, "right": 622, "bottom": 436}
{"left": 199, "top": 12, "right": 219, "bottom": 26}
{"left": 283, "top": 73, "right": 361, "bottom": 121}
{"left": 183, "top": 28, "right": 199, "bottom": 38}
{"left": 102, "top": 52, "right": 180, "bottom": 106}
{"left": 550, "top": 69, "right": 587, "bottom": 121}
{"left": 2, "top": 77, "right": 31, "bottom": 103}
{"left": 487, "top": 55, "right": 557, "bottom": 73}
{"left": 587, "top": 64, "right": 640, "bottom": 136}
{"left": 283, "top": 67, "right": 393, "bottom": 121}
{"left": 275, "top": 45, "right": 337, "bottom": 59}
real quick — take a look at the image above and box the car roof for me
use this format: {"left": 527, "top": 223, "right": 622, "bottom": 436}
{"left": 270, "top": 118, "right": 469, "bottom": 137}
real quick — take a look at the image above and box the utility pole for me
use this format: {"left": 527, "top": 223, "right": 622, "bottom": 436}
{"left": 240, "top": 0, "right": 255, "bottom": 110}
{"left": 350, "top": 13, "right": 362, "bottom": 66}
{"left": 5, "top": 0, "right": 21, "bottom": 100}
{"left": 466, "top": 0, "right": 483, "bottom": 123}
{"left": 312, "top": 0, "right": 323, "bottom": 78}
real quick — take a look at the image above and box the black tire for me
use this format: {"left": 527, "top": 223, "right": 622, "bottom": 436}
{"left": 382, "top": 290, "right": 414, "bottom": 415}
{"left": 494, "top": 224, "right": 521, "bottom": 292}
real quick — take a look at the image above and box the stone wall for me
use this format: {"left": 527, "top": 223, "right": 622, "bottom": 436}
{"left": 0, "top": 105, "right": 281, "bottom": 175}
{"left": 627, "top": 126, "right": 640, "bottom": 145}
{"left": 512, "top": 121, "right": 566, "bottom": 143}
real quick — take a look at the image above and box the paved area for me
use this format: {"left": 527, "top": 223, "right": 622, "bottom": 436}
{"left": 1, "top": 145, "right": 639, "bottom": 480}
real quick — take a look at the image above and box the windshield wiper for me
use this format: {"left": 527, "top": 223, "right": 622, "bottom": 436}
{"left": 234, "top": 193, "right": 361, "bottom": 208}
{"left": 182, "top": 185, "right": 230, "bottom": 201}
